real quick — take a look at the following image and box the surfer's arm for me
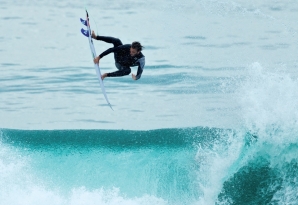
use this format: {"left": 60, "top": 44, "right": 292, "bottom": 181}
{"left": 133, "top": 57, "right": 145, "bottom": 80}
{"left": 99, "top": 47, "right": 117, "bottom": 58}
{"left": 99, "top": 45, "right": 128, "bottom": 59}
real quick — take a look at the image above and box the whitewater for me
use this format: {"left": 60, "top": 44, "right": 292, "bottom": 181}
{"left": 1, "top": 0, "right": 298, "bottom": 204}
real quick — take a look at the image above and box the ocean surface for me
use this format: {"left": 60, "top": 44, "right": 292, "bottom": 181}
{"left": 1, "top": 0, "right": 298, "bottom": 204}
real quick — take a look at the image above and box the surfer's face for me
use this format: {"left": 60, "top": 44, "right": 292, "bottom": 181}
{"left": 130, "top": 47, "right": 139, "bottom": 56}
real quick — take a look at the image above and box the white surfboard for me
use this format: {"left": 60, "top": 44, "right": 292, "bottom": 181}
{"left": 81, "top": 10, "right": 113, "bottom": 110}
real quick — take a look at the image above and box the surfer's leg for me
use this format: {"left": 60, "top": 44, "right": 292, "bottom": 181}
{"left": 107, "top": 67, "right": 131, "bottom": 77}
{"left": 115, "top": 62, "right": 122, "bottom": 70}
{"left": 95, "top": 35, "right": 123, "bottom": 47}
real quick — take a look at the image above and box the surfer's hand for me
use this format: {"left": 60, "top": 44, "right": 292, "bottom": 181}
{"left": 132, "top": 74, "right": 137, "bottom": 80}
{"left": 94, "top": 56, "right": 100, "bottom": 64}
{"left": 101, "top": 73, "right": 108, "bottom": 80}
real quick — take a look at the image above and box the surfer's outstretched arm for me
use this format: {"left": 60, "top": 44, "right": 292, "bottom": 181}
{"left": 93, "top": 46, "right": 123, "bottom": 64}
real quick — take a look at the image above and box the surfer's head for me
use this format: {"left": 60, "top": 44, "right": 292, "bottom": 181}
{"left": 130, "top": 41, "right": 143, "bottom": 56}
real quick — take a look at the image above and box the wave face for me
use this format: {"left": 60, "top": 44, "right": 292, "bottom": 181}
{"left": 0, "top": 127, "right": 217, "bottom": 204}
{"left": 2, "top": 123, "right": 298, "bottom": 204}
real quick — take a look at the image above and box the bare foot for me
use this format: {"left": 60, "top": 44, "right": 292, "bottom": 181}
{"left": 91, "top": 30, "right": 96, "bottom": 39}
{"left": 101, "top": 73, "right": 108, "bottom": 80}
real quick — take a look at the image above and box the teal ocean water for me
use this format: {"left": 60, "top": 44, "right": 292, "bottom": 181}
{"left": 1, "top": 0, "right": 298, "bottom": 204}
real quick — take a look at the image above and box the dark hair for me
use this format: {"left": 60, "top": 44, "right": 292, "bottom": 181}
{"left": 131, "top": 41, "right": 143, "bottom": 52}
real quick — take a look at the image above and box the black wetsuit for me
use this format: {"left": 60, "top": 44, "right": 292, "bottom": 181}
{"left": 95, "top": 36, "right": 145, "bottom": 80}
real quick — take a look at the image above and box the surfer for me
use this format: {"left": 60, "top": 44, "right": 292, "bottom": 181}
{"left": 92, "top": 31, "right": 145, "bottom": 80}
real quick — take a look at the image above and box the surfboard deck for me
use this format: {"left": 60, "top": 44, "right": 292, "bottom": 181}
{"left": 81, "top": 10, "right": 113, "bottom": 110}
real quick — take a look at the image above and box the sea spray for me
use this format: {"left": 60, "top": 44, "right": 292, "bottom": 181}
{"left": 216, "top": 63, "right": 298, "bottom": 204}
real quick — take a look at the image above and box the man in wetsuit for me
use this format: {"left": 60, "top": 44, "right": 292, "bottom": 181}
{"left": 92, "top": 31, "right": 145, "bottom": 80}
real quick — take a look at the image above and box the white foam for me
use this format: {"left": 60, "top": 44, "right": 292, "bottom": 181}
{"left": 237, "top": 62, "right": 298, "bottom": 144}
{"left": 196, "top": 62, "right": 298, "bottom": 204}
{"left": 2, "top": 186, "right": 167, "bottom": 205}
{"left": 0, "top": 133, "right": 167, "bottom": 205}
{"left": 232, "top": 62, "right": 298, "bottom": 203}
{"left": 195, "top": 129, "right": 245, "bottom": 204}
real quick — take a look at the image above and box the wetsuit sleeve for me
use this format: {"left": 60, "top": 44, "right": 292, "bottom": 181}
{"left": 99, "top": 47, "right": 119, "bottom": 58}
{"left": 99, "top": 45, "right": 128, "bottom": 58}
{"left": 135, "top": 57, "right": 145, "bottom": 80}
